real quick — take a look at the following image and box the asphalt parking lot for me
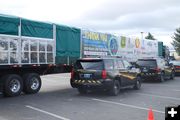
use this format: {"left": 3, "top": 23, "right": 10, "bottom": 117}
{"left": 0, "top": 73, "right": 180, "bottom": 120}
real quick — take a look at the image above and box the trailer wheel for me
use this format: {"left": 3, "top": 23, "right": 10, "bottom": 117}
{"left": 23, "top": 73, "right": 41, "bottom": 94}
{"left": 3, "top": 74, "right": 23, "bottom": 97}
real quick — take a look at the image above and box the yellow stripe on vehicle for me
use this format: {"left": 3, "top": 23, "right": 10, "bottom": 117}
{"left": 97, "top": 81, "right": 101, "bottom": 84}
{"left": 93, "top": 80, "right": 96, "bottom": 83}
{"left": 120, "top": 74, "right": 136, "bottom": 80}
{"left": 166, "top": 70, "right": 172, "bottom": 73}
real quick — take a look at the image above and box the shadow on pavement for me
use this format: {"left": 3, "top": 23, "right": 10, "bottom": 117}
{"left": 0, "top": 86, "right": 139, "bottom": 101}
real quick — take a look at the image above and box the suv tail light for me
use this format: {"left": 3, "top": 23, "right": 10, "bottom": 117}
{"left": 175, "top": 66, "right": 180, "bottom": 69}
{"left": 71, "top": 70, "right": 74, "bottom": 79}
{"left": 154, "top": 67, "right": 161, "bottom": 73}
{"left": 102, "top": 70, "right": 107, "bottom": 79}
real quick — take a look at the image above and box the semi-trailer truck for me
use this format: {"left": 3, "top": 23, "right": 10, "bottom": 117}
{"left": 0, "top": 14, "right": 167, "bottom": 97}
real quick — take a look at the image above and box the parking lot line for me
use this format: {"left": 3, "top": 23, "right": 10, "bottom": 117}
{"left": 26, "top": 105, "right": 70, "bottom": 120}
{"left": 135, "top": 93, "right": 180, "bottom": 101}
{"left": 92, "top": 98, "right": 164, "bottom": 114}
{"left": 172, "top": 89, "right": 180, "bottom": 92}
{"left": 144, "top": 84, "right": 180, "bottom": 88}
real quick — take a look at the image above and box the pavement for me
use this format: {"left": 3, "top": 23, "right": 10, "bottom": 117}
{"left": 0, "top": 73, "right": 180, "bottom": 120}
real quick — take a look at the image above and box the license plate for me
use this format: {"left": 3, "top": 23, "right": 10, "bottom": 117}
{"left": 83, "top": 74, "right": 91, "bottom": 78}
{"left": 142, "top": 68, "right": 148, "bottom": 72}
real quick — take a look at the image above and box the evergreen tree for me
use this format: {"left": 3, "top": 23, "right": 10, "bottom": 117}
{"left": 145, "top": 32, "right": 156, "bottom": 40}
{"left": 172, "top": 28, "right": 180, "bottom": 55}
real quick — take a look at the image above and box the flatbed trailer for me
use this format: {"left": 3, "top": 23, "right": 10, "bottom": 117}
{"left": 0, "top": 14, "right": 80, "bottom": 97}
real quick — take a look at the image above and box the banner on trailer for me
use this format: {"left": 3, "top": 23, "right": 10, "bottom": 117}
{"left": 82, "top": 30, "right": 115, "bottom": 57}
{"left": 81, "top": 30, "right": 158, "bottom": 61}
{"left": 117, "top": 37, "right": 158, "bottom": 61}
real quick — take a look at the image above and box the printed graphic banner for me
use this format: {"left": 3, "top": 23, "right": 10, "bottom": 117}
{"left": 81, "top": 30, "right": 158, "bottom": 62}
{"left": 82, "top": 30, "right": 111, "bottom": 57}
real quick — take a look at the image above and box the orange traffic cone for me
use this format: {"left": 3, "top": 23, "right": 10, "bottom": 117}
{"left": 147, "top": 108, "right": 154, "bottom": 120}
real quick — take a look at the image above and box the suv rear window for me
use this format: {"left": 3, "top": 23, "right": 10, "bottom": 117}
{"left": 170, "top": 61, "right": 180, "bottom": 66}
{"left": 104, "top": 59, "right": 114, "bottom": 70}
{"left": 136, "top": 60, "right": 157, "bottom": 67}
{"left": 74, "top": 60, "right": 104, "bottom": 70}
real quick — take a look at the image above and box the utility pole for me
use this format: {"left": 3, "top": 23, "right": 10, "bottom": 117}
{"left": 141, "top": 32, "right": 144, "bottom": 40}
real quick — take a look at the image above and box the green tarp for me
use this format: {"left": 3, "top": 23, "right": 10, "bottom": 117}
{"left": 56, "top": 25, "right": 81, "bottom": 64}
{"left": 0, "top": 14, "right": 19, "bottom": 35}
{"left": 158, "top": 42, "right": 163, "bottom": 56}
{"left": 21, "top": 19, "right": 53, "bottom": 39}
{"left": 0, "top": 14, "right": 53, "bottom": 38}
{"left": 0, "top": 14, "right": 81, "bottom": 64}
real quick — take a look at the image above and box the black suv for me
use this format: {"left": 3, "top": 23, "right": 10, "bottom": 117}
{"left": 170, "top": 60, "right": 180, "bottom": 76}
{"left": 70, "top": 58, "right": 142, "bottom": 96}
{"left": 136, "top": 58, "right": 175, "bottom": 82}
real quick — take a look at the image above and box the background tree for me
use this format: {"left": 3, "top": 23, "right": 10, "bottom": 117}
{"left": 145, "top": 32, "right": 156, "bottom": 40}
{"left": 172, "top": 28, "right": 180, "bottom": 55}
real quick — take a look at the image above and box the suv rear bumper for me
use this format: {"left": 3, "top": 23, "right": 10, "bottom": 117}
{"left": 141, "top": 73, "right": 161, "bottom": 81}
{"left": 175, "top": 70, "right": 180, "bottom": 76}
{"left": 70, "top": 79, "right": 113, "bottom": 90}
{"left": 0, "top": 81, "right": 3, "bottom": 92}
{"left": 175, "top": 72, "right": 180, "bottom": 76}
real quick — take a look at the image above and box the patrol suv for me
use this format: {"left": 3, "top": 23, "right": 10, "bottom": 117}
{"left": 136, "top": 58, "right": 175, "bottom": 82}
{"left": 170, "top": 60, "right": 180, "bottom": 76}
{"left": 70, "top": 58, "right": 142, "bottom": 96}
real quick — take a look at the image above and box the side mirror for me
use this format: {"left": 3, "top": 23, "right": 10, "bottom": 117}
{"left": 133, "top": 62, "right": 140, "bottom": 68}
{"left": 165, "top": 62, "right": 169, "bottom": 66}
{"left": 169, "top": 63, "right": 173, "bottom": 67}
{"left": 132, "top": 65, "right": 136, "bottom": 68}
{"left": 128, "top": 65, "right": 135, "bottom": 69}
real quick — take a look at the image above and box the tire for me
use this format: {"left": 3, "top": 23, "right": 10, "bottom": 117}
{"left": 170, "top": 71, "right": 175, "bottom": 80}
{"left": 23, "top": 73, "right": 41, "bottom": 94}
{"left": 78, "top": 87, "right": 87, "bottom": 94}
{"left": 70, "top": 79, "right": 76, "bottom": 88}
{"left": 159, "top": 72, "right": 165, "bottom": 82}
{"left": 134, "top": 76, "right": 141, "bottom": 90}
{"left": 109, "top": 80, "right": 120, "bottom": 96}
{"left": 3, "top": 74, "right": 23, "bottom": 97}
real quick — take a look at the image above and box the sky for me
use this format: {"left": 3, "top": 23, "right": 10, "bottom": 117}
{"left": 0, "top": 0, "right": 180, "bottom": 49}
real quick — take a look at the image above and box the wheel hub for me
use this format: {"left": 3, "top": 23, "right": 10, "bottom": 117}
{"left": 10, "top": 79, "right": 20, "bottom": 93}
{"left": 114, "top": 83, "right": 119, "bottom": 94}
{"left": 137, "top": 80, "right": 140, "bottom": 88}
{"left": 31, "top": 77, "right": 40, "bottom": 90}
